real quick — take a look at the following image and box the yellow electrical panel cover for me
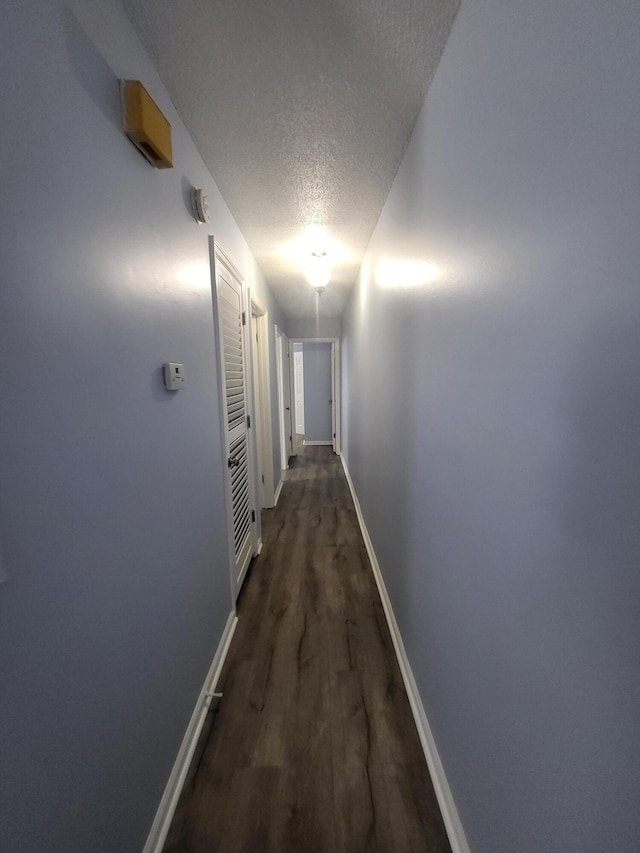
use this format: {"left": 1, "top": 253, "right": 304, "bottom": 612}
{"left": 121, "top": 80, "right": 173, "bottom": 169}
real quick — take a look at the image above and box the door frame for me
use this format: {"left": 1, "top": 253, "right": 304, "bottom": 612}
{"left": 288, "top": 337, "right": 341, "bottom": 455}
{"left": 289, "top": 345, "right": 298, "bottom": 458}
{"left": 209, "top": 238, "right": 259, "bottom": 603}
{"left": 248, "top": 294, "right": 276, "bottom": 510}
{"left": 275, "top": 326, "right": 292, "bottom": 471}
{"left": 292, "top": 347, "right": 305, "bottom": 437}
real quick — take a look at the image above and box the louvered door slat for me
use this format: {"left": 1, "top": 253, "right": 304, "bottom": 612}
{"left": 214, "top": 250, "right": 255, "bottom": 601}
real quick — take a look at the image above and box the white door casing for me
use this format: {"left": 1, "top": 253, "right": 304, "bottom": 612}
{"left": 294, "top": 350, "right": 305, "bottom": 434}
{"left": 331, "top": 341, "right": 336, "bottom": 452}
{"left": 282, "top": 333, "right": 293, "bottom": 461}
{"left": 250, "top": 316, "right": 265, "bottom": 508}
{"left": 288, "top": 341, "right": 297, "bottom": 458}
{"left": 249, "top": 298, "right": 275, "bottom": 509}
{"left": 275, "top": 328, "right": 292, "bottom": 470}
{"left": 211, "top": 242, "right": 257, "bottom": 601}
{"left": 289, "top": 337, "right": 341, "bottom": 455}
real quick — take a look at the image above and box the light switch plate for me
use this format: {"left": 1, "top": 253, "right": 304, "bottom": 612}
{"left": 164, "top": 362, "right": 186, "bottom": 390}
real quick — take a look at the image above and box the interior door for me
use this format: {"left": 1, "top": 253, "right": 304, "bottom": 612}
{"left": 212, "top": 248, "right": 256, "bottom": 600}
{"left": 294, "top": 349, "right": 305, "bottom": 434}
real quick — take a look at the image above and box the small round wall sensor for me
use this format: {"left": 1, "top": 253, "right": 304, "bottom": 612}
{"left": 191, "top": 187, "right": 210, "bottom": 224}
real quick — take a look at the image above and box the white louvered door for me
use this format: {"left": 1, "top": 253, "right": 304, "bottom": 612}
{"left": 212, "top": 248, "right": 256, "bottom": 600}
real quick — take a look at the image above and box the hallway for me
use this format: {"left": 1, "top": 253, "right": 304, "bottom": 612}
{"left": 164, "top": 446, "right": 451, "bottom": 852}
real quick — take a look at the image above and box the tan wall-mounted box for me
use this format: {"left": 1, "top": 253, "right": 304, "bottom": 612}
{"left": 121, "top": 80, "right": 173, "bottom": 169}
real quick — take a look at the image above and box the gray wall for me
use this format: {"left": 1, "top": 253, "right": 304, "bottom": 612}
{"left": 0, "top": 1, "right": 285, "bottom": 850}
{"left": 341, "top": 1, "right": 640, "bottom": 851}
{"left": 288, "top": 316, "right": 341, "bottom": 339}
{"left": 302, "top": 343, "right": 333, "bottom": 442}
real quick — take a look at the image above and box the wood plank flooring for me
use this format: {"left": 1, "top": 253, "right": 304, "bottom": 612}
{"left": 163, "top": 446, "right": 451, "bottom": 853}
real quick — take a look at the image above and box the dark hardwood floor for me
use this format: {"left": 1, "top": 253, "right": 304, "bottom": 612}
{"left": 163, "top": 445, "right": 451, "bottom": 853}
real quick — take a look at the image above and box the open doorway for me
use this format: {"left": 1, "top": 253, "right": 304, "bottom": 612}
{"left": 288, "top": 337, "right": 341, "bottom": 455}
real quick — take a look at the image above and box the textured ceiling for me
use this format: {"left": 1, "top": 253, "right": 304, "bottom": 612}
{"left": 121, "top": 0, "right": 460, "bottom": 319}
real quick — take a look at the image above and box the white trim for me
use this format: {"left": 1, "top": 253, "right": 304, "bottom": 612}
{"left": 274, "top": 327, "right": 291, "bottom": 472}
{"left": 275, "top": 327, "right": 286, "bottom": 471}
{"left": 249, "top": 295, "right": 276, "bottom": 509}
{"left": 303, "top": 440, "right": 333, "bottom": 446}
{"left": 333, "top": 340, "right": 341, "bottom": 455}
{"left": 289, "top": 343, "right": 298, "bottom": 457}
{"left": 282, "top": 332, "right": 293, "bottom": 463}
{"left": 273, "top": 478, "right": 284, "bottom": 506}
{"left": 331, "top": 341, "right": 337, "bottom": 454}
{"left": 290, "top": 337, "right": 340, "bottom": 455}
{"left": 292, "top": 348, "right": 305, "bottom": 437}
{"left": 209, "top": 238, "right": 257, "bottom": 605}
{"left": 340, "top": 453, "right": 471, "bottom": 853}
{"left": 244, "top": 298, "right": 263, "bottom": 541}
{"left": 142, "top": 610, "right": 238, "bottom": 853}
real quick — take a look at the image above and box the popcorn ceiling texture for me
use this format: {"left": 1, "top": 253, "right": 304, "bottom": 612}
{"left": 121, "top": 0, "right": 460, "bottom": 318}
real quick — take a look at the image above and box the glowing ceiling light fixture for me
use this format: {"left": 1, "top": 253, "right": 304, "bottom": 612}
{"left": 306, "top": 264, "right": 330, "bottom": 289}
{"left": 282, "top": 224, "right": 351, "bottom": 271}
{"left": 306, "top": 253, "right": 330, "bottom": 293}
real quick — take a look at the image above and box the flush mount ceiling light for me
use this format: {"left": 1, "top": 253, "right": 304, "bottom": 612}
{"left": 282, "top": 226, "right": 350, "bottom": 274}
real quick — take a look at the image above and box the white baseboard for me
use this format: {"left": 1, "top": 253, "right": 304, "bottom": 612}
{"left": 142, "top": 610, "right": 238, "bottom": 853}
{"left": 340, "top": 453, "right": 471, "bottom": 853}
{"left": 303, "top": 439, "right": 333, "bottom": 446}
{"left": 273, "top": 478, "right": 283, "bottom": 506}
